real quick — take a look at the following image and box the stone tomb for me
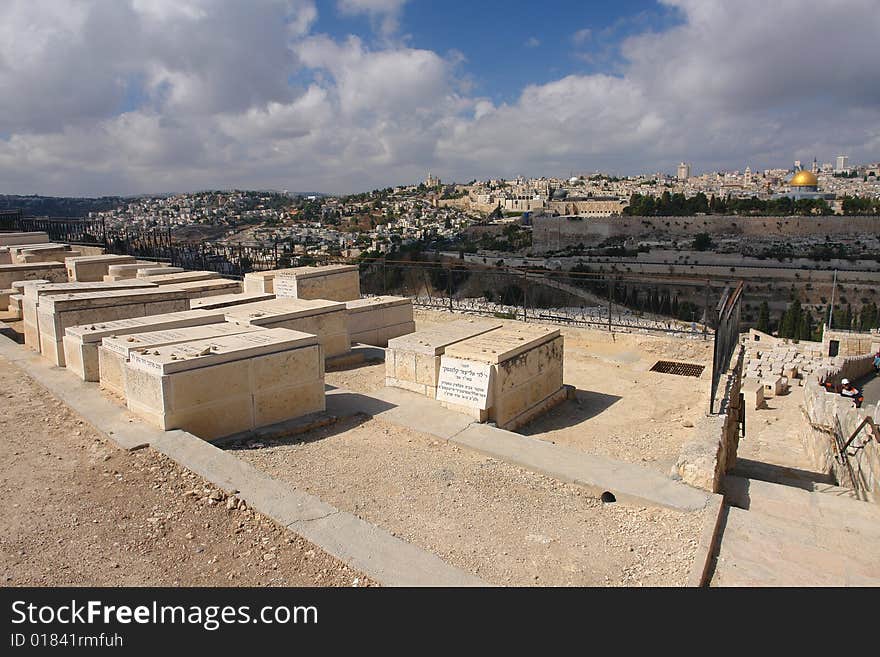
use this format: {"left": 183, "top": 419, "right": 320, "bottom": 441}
{"left": 103, "top": 261, "right": 164, "bottom": 281}
{"left": 138, "top": 270, "right": 218, "bottom": 285}
{"left": 274, "top": 264, "right": 360, "bottom": 302}
{"left": 136, "top": 266, "right": 184, "bottom": 277}
{"left": 37, "top": 287, "right": 191, "bottom": 366}
{"left": 62, "top": 308, "right": 227, "bottom": 382}
{"left": 346, "top": 295, "right": 415, "bottom": 347}
{"left": 22, "top": 279, "right": 157, "bottom": 351}
{"left": 8, "top": 294, "right": 23, "bottom": 319}
{"left": 223, "top": 298, "right": 350, "bottom": 359}
{"left": 65, "top": 254, "right": 137, "bottom": 282}
{"left": 242, "top": 268, "right": 302, "bottom": 294}
{"left": 384, "top": 318, "right": 505, "bottom": 397}
{"left": 190, "top": 291, "right": 275, "bottom": 310}
{"left": 12, "top": 244, "right": 80, "bottom": 264}
{"left": 165, "top": 278, "right": 242, "bottom": 299}
{"left": 0, "top": 262, "right": 67, "bottom": 289}
{"left": 99, "top": 322, "right": 262, "bottom": 396}
{"left": 0, "top": 232, "right": 50, "bottom": 247}
{"left": 124, "top": 328, "right": 325, "bottom": 440}
{"left": 441, "top": 324, "right": 565, "bottom": 430}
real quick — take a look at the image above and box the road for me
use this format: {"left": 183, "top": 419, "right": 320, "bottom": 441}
{"left": 858, "top": 370, "right": 880, "bottom": 408}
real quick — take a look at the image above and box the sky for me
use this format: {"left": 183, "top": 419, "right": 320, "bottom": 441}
{"left": 0, "top": 0, "right": 878, "bottom": 197}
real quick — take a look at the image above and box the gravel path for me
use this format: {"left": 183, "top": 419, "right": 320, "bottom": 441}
{"left": 0, "top": 354, "right": 373, "bottom": 587}
{"left": 234, "top": 415, "right": 704, "bottom": 586}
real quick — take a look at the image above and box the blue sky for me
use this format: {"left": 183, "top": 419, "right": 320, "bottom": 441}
{"left": 315, "top": 0, "right": 683, "bottom": 104}
{"left": 0, "top": 0, "right": 878, "bottom": 196}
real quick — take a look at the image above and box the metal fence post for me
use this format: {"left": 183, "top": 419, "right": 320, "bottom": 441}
{"left": 522, "top": 269, "right": 528, "bottom": 322}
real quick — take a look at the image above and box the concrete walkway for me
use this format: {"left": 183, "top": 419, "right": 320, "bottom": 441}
{"left": 327, "top": 386, "right": 712, "bottom": 512}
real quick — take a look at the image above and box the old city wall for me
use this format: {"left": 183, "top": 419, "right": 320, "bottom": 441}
{"left": 533, "top": 215, "right": 880, "bottom": 252}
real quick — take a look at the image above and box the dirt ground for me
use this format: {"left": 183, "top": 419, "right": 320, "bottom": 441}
{"left": 0, "top": 353, "right": 372, "bottom": 587}
{"left": 234, "top": 415, "right": 705, "bottom": 587}
{"left": 331, "top": 309, "right": 715, "bottom": 476}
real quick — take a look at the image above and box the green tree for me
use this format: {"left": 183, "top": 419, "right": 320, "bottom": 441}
{"left": 756, "top": 301, "right": 771, "bottom": 333}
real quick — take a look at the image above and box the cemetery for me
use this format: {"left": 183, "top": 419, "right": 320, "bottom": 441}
{"left": 1, "top": 230, "right": 793, "bottom": 586}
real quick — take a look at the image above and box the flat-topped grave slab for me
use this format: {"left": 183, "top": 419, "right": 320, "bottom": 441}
{"left": 138, "top": 270, "right": 219, "bottom": 285}
{"left": 136, "top": 266, "right": 184, "bottom": 277}
{"left": 165, "top": 278, "right": 242, "bottom": 298}
{"left": 103, "top": 261, "right": 163, "bottom": 280}
{"left": 0, "top": 232, "right": 49, "bottom": 246}
{"left": 190, "top": 291, "right": 275, "bottom": 310}
{"left": 65, "top": 254, "right": 137, "bottom": 282}
{"left": 274, "top": 264, "right": 360, "bottom": 301}
{"left": 125, "top": 327, "right": 325, "bottom": 439}
{"left": 442, "top": 324, "right": 565, "bottom": 430}
{"left": 346, "top": 295, "right": 414, "bottom": 347}
{"left": 99, "top": 322, "right": 262, "bottom": 396}
{"left": 0, "top": 262, "right": 67, "bottom": 289}
{"left": 22, "top": 279, "right": 157, "bottom": 351}
{"left": 384, "top": 318, "right": 505, "bottom": 398}
{"left": 242, "top": 268, "right": 302, "bottom": 294}
{"left": 37, "top": 287, "right": 191, "bottom": 366}
{"left": 224, "top": 298, "right": 350, "bottom": 358}
{"left": 62, "top": 308, "right": 227, "bottom": 382}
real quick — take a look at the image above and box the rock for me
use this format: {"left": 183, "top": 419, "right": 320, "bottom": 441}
{"left": 681, "top": 420, "right": 694, "bottom": 428}
{"left": 226, "top": 498, "right": 238, "bottom": 511}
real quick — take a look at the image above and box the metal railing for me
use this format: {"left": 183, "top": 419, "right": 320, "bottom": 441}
{"left": 710, "top": 281, "right": 744, "bottom": 414}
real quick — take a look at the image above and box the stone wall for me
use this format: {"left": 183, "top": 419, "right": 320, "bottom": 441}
{"left": 676, "top": 344, "right": 744, "bottom": 492}
{"left": 821, "top": 327, "right": 880, "bottom": 359}
{"left": 533, "top": 215, "right": 880, "bottom": 252}
{"left": 801, "top": 355, "right": 880, "bottom": 503}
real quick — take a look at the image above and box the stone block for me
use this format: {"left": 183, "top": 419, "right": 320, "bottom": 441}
{"left": 223, "top": 297, "right": 350, "bottom": 358}
{"left": 136, "top": 266, "right": 184, "bottom": 277}
{"left": 103, "top": 261, "right": 162, "bottom": 280}
{"left": 742, "top": 382, "right": 765, "bottom": 410}
{"left": 0, "top": 262, "right": 67, "bottom": 289}
{"left": 189, "top": 292, "right": 275, "bottom": 310}
{"left": 138, "top": 270, "right": 219, "bottom": 285}
{"left": 242, "top": 268, "right": 304, "bottom": 294}
{"left": 37, "top": 288, "right": 191, "bottom": 366}
{"left": 345, "top": 295, "right": 414, "bottom": 346}
{"left": 8, "top": 293, "right": 23, "bottom": 320}
{"left": 65, "top": 254, "right": 137, "bottom": 282}
{"left": 274, "top": 264, "right": 360, "bottom": 301}
{"left": 165, "top": 278, "right": 242, "bottom": 299}
{"left": 124, "top": 328, "right": 324, "bottom": 440}
{"left": 0, "top": 232, "right": 50, "bottom": 247}
{"left": 62, "top": 308, "right": 228, "bottom": 382}
{"left": 443, "top": 325, "right": 564, "bottom": 429}
{"left": 384, "top": 318, "right": 504, "bottom": 396}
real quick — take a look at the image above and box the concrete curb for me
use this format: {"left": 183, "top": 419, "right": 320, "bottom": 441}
{"left": 0, "top": 333, "right": 486, "bottom": 587}
{"left": 686, "top": 493, "right": 726, "bottom": 587}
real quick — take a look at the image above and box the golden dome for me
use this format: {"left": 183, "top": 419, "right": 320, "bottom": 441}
{"left": 789, "top": 170, "right": 818, "bottom": 187}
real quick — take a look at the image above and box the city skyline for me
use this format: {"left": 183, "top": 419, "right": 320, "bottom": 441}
{"left": 1, "top": 0, "right": 878, "bottom": 197}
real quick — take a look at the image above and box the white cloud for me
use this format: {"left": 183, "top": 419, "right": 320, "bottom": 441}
{"left": 0, "top": 0, "right": 878, "bottom": 195}
{"left": 337, "top": 0, "right": 408, "bottom": 38}
{"left": 525, "top": 37, "right": 540, "bottom": 48}
{"left": 571, "top": 28, "right": 591, "bottom": 45}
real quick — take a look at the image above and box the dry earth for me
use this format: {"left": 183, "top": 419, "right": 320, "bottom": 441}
{"left": 234, "top": 415, "right": 705, "bottom": 587}
{"left": 334, "top": 309, "right": 715, "bottom": 476}
{"left": 0, "top": 353, "right": 373, "bottom": 587}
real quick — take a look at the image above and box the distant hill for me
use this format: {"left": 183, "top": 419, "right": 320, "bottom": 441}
{"left": 0, "top": 195, "right": 126, "bottom": 217}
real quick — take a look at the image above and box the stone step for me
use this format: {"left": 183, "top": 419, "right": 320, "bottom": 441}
{"left": 713, "top": 506, "right": 880, "bottom": 586}
{"left": 724, "top": 475, "right": 880, "bottom": 538}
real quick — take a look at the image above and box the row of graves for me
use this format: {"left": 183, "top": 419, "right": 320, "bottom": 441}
{"left": 740, "top": 329, "right": 826, "bottom": 410}
{"left": 2, "top": 233, "right": 568, "bottom": 440}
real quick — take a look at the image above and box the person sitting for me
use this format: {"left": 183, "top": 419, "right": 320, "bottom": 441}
{"left": 873, "top": 351, "right": 880, "bottom": 373}
{"left": 840, "top": 378, "right": 864, "bottom": 408}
